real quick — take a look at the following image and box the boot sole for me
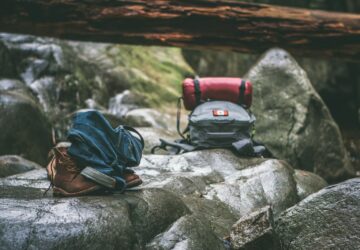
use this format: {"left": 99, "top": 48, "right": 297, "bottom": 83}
{"left": 53, "top": 185, "right": 102, "bottom": 197}
{"left": 126, "top": 178, "right": 143, "bottom": 189}
{"left": 81, "top": 167, "right": 117, "bottom": 189}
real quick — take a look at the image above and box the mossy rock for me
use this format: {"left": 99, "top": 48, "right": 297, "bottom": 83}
{"left": 66, "top": 42, "right": 194, "bottom": 108}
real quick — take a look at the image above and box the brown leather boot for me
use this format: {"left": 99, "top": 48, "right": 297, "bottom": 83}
{"left": 47, "top": 144, "right": 102, "bottom": 197}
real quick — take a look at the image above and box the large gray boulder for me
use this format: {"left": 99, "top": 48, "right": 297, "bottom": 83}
{"left": 0, "top": 80, "right": 52, "bottom": 165}
{"left": 275, "top": 178, "right": 360, "bottom": 249}
{"left": 137, "top": 150, "right": 326, "bottom": 218}
{"left": 146, "top": 214, "right": 227, "bottom": 250}
{"left": 0, "top": 187, "right": 189, "bottom": 250}
{"left": 203, "top": 159, "right": 299, "bottom": 218}
{"left": 0, "top": 149, "right": 327, "bottom": 250}
{"left": 246, "top": 48, "right": 354, "bottom": 182}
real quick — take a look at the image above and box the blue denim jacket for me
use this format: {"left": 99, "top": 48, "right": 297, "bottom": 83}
{"left": 67, "top": 110, "right": 143, "bottom": 190}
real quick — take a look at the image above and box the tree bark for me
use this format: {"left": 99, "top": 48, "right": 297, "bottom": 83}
{"left": 0, "top": 0, "right": 359, "bottom": 60}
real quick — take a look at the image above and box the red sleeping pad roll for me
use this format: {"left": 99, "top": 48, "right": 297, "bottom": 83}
{"left": 182, "top": 77, "right": 253, "bottom": 110}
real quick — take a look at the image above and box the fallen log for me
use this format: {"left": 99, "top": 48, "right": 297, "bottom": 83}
{"left": 0, "top": 0, "right": 359, "bottom": 60}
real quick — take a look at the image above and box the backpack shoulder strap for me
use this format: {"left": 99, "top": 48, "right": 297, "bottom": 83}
{"left": 123, "top": 126, "right": 145, "bottom": 149}
{"left": 232, "top": 138, "right": 275, "bottom": 158}
{"left": 151, "top": 138, "right": 197, "bottom": 154}
{"left": 194, "top": 76, "right": 201, "bottom": 106}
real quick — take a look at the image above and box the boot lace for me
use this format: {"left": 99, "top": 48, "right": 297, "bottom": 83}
{"left": 44, "top": 147, "right": 80, "bottom": 196}
{"left": 53, "top": 147, "right": 80, "bottom": 173}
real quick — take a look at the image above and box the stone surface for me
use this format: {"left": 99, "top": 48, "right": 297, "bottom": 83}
{"left": 0, "top": 84, "right": 52, "bottom": 165}
{"left": 293, "top": 169, "right": 328, "bottom": 200}
{"left": 108, "top": 90, "right": 141, "bottom": 118}
{"left": 181, "top": 196, "right": 238, "bottom": 238}
{"left": 230, "top": 206, "right": 279, "bottom": 250}
{"left": 0, "top": 79, "right": 24, "bottom": 91}
{"left": 146, "top": 214, "right": 226, "bottom": 250}
{"left": 0, "top": 41, "right": 15, "bottom": 78}
{"left": 245, "top": 48, "right": 354, "bottom": 182}
{"left": 0, "top": 155, "right": 42, "bottom": 178}
{"left": 137, "top": 151, "right": 319, "bottom": 218}
{"left": 69, "top": 42, "right": 193, "bottom": 106}
{"left": 275, "top": 178, "right": 360, "bottom": 249}
{"left": 0, "top": 187, "right": 189, "bottom": 250}
{"left": 204, "top": 159, "right": 299, "bottom": 218}
{"left": 0, "top": 149, "right": 328, "bottom": 250}
{"left": 124, "top": 108, "right": 171, "bottom": 130}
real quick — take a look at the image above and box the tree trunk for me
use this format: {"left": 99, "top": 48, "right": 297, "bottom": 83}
{"left": 0, "top": 0, "right": 359, "bottom": 60}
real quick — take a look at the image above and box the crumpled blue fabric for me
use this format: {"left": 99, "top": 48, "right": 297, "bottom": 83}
{"left": 67, "top": 110, "right": 143, "bottom": 190}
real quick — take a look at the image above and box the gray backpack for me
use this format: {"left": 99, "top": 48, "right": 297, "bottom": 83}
{"left": 152, "top": 100, "right": 271, "bottom": 157}
{"left": 189, "top": 101, "right": 255, "bottom": 148}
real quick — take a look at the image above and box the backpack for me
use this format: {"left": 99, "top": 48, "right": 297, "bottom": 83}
{"left": 188, "top": 101, "right": 255, "bottom": 148}
{"left": 152, "top": 76, "right": 272, "bottom": 157}
{"left": 67, "top": 110, "right": 144, "bottom": 190}
{"left": 152, "top": 100, "right": 271, "bottom": 157}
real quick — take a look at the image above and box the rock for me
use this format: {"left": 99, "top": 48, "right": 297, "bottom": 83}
{"left": 204, "top": 159, "right": 299, "bottom": 218}
{"left": 275, "top": 178, "right": 360, "bottom": 249}
{"left": 0, "top": 33, "right": 100, "bottom": 141}
{"left": 182, "top": 196, "right": 238, "bottom": 238}
{"left": 0, "top": 155, "right": 42, "bottom": 178}
{"left": 0, "top": 41, "right": 15, "bottom": 78}
{"left": 125, "top": 189, "right": 189, "bottom": 246}
{"left": 0, "top": 87, "right": 52, "bottom": 165}
{"left": 0, "top": 79, "right": 25, "bottom": 91}
{"left": 123, "top": 108, "right": 171, "bottom": 130}
{"left": 245, "top": 48, "right": 354, "bottom": 182}
{"left": 296, "top": 58, "right": 359, "bottom": 126}
{"left": 137, "top": 149, "right": 249, "bottom": 190}
{"left": 67, "top": 42, "right": 193, "bottom": 107}
{"left": 146, "top": 214, "right": 227, "bottom": 250}
{"left": 0, "top": 172, "right": 189, "bottom": 250}
{"left": 108, "top": 90, "right": 141, "bottom": 118}
{"left": 293, "top": 169, "right": 327, "bottom": 200}
{"left": 85, "top": 98, "right": 107, "bottom": 111}
{"left": 136, "top": 150, "right": 306, "bottom": 218}
{"left": 0, "top": 168, "right": 54, "bottom": 190}
{"left": 0, "top": 149, "right": 328, "bottom": 250}
{"left": 230, "top": 206, "right": 279, "bottom": 250}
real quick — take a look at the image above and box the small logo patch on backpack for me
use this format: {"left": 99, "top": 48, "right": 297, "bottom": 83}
{"left": 213, "top": 109, "right": 229, "bottom": 116}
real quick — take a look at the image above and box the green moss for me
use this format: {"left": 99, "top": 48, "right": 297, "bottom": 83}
{"left": 60, "top": 42, "right": 193, "bottom": 108}
{"left": 104, "top": 45, "right": 194, "bottom": 107}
